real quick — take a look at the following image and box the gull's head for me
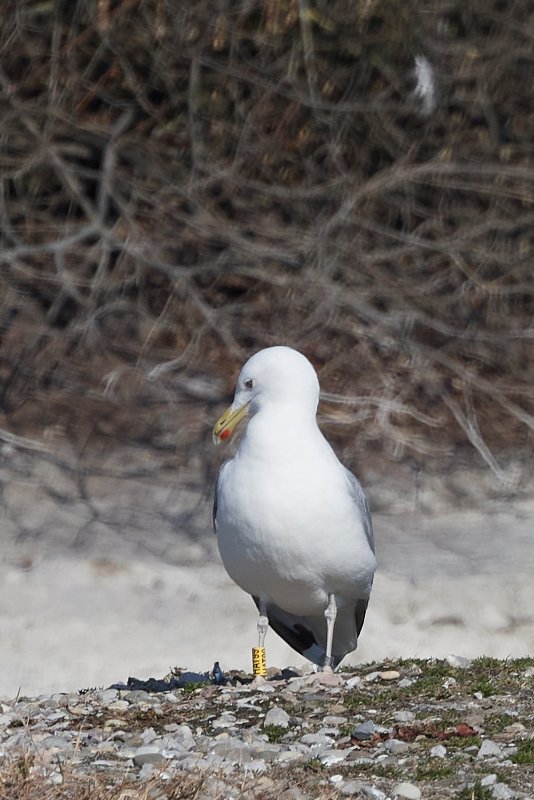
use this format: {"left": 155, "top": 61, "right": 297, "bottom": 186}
{"left": 213, "top": 346, "right": 320, "bottom": 445}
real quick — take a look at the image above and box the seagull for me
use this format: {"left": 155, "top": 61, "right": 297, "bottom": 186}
{"left": 212, "top": 346, "right": 376, "bottom": 670}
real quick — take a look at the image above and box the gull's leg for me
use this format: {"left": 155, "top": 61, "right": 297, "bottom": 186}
{"left": 257, "top": 597, "right": 269, "bottom": 647}
{"left": 252, "top": 598, "right": 269, "bottom": 677}
{"left": 323, "top": 593, "right": 337, "bottom": 672}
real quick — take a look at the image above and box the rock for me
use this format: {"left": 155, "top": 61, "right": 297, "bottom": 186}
{"left": 138, "top": 762, "right": 155, "bottom": 780}
{"left": 300, "top": 732, "right": 334, "bottom": 748}
{"left": 123, "top": 690, "right": 150, "bottom": 704}
{"left": 385, "top": 738, "right": 410, "bottom": 755}
{"left": 197, "top": 779, "right": 235, "bottom": 800}
{"left": 523, "top": 666, "right": 534, "bottom": 678}
{"left": 323, "top": 715, "right": 347, "bottom": 725}
{"left": 212, "top": 712, "right": 237, "bottom": 729}
{"left": 0, "top": 712, "right": 20, "bottom": 726}
{"left": 495, "top": 722, "right": 526, "bottom": 742}
{"left": 140, "top": 727, "right": 158, "bottom": 744}
{"left": 349, "top": 755, "right": 374, "bottom": 766}
{"left": 394, "top": 710, "right": 415, "bottom": 723}
{"left": 466, "top": 713, "right": 485, "bottom": 729}
{"left": 247, "top": 741, "right": 282, "bottom": 762}
{"left": 444, "top": 655, "right": 471, "bottom": 669}
{"left": 351, "top": 720, "right": 375, "bottom": 740}
{"left": 252, "top": 777, "right": 275, "bottom": 791}
{"left": 40, "top": 735, "right": 72, "bottom": 750}
{"left": 430, "top": 744, "right": 447, "bottom": 758}
{"left": 379, "top": 670, "right": 400, "bottom": 681}
{"left": 96, "top": 689, "right": 119, "bottom": 704}
{"left": 392, "top": 782, "right": 421, "bottom": 800}
{"left": 313, "top": 671, "right": 344, "bottom": 688}
{"left": 316, "top": 726, "right": 340, "bottom": 738}
{"left": 481, "top": 775, "right": 497, "bottom": 787}
{"left": 132, "top": 746, "right": 167, "bottom": 767}
{"left": 243, "top": 759, "right": 267, "bottom": 773}
{"left": 492, "top": 784, "right": 515, "bottom": 799}
{"left": 210, "top": 736, "right": 252, "bottom": 764}
{"left": 398, "top": 677, "right": 416, "bottom": 688}
{"left": 172, "top": 725, "right": 196, "bottom": 750}
{"left": 264, "top": 706, "right": 290, "bottom": 728}
{"left": 68, "top": 704, "right": 94, "bottom": 716}
{"left": 340, "top": 781, "right": 365, "bottom": 797}
{"left": 106, "top": 700, "right": 130, "bottom": 712}
{"left": 363, "top": 787, "right": 387, "bottom": 800}
{"left": 345, "top": 676, "right": 362, "bottom": 689}
{"left": 364, "top": 671, "right": 380, "bottom": 683}
{"left": 477, "top": 740, "right": 503, "bottom": 759}
{"left": 275, "top": 750, "right": 304, "bottom": 764}
{"left": 320, "top": 749, "right": 348, "bottom": 766}
{"left": 279, "top": 788, "right": 309, "bottom": 800}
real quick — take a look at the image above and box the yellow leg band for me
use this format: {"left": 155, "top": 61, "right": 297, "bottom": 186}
{"left": 252, "top": 646, "right": 267, "bottom": 676}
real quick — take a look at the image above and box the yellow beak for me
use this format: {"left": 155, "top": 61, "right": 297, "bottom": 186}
{"left": 212, "top": 403, "right": 249, "bottom": 445}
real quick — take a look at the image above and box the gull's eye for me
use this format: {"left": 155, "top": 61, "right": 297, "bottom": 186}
{"left": 244, "top": 379, "right": 254, "bottom": 390}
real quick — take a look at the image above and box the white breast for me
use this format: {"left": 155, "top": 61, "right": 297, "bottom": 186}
{"left": 216, "top": 436, "right": 376, "bottom": 616}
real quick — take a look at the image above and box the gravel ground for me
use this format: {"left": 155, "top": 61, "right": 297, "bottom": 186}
{"left": 1, "top": 657, "right": 533, "bottom": 800}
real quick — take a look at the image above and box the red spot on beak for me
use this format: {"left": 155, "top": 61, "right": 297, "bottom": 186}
{"left": 220, "top": 428, "right": 232, "bottom": 441}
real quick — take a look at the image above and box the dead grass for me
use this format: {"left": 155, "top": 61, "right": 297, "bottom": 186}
{"left": 1, "top": 0, "right": 533, "bottom": 489}
{"left": 0, "top": 758, "right": 206, "bottom": 800}
{"left": 0, "top": 754, "right": 341, "bottom": 800}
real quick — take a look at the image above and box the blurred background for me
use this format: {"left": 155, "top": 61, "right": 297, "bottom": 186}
{"left": 0, "top": 0, "right": 533, "bottom": 696}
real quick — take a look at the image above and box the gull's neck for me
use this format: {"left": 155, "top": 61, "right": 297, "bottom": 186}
{"left": 237, "top": 401, "right": 327, "bottom": 463}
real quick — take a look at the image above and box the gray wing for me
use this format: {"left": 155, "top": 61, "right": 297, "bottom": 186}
{"left": 212, "top": 472, "right": 221, "bottom": 534}
{"left": 343, "top": 467, "right": 375, "bottom": 553}
{"left": 212, "top": 460, "right": 231, "bottom": 534}
{"left": 344, "top": 468, "right": 375, "bottom": 637}
{"left": 354, "top": 598, "right": 370, "bottom": 637}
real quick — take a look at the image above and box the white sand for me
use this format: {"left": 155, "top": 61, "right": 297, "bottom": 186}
{"left": 2, "top": 492, "right": 533, "bottom": 698}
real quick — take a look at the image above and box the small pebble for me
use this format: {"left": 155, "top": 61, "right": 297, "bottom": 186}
{"left": 392, "top": 782, "right": 421, "bottom": 800}
{"left": 385, "top": 739, "right": 409, "bottom": 755}
{"left": 444, "top": 655, "right": 471, "bottom": 669}
{"left": 264, "top": 706, "right": 290, "bottom": 728}
{"left": 362, "top": 787, "right": 387, "bottom": 800}
{"left": 492, "top": 783, "right": 515, "bottom": 799}
{"left": 394, "top": 710, "right": 415, "bottom": 723}
{"left": 351, "top": 720, "right": 375, "bottom": 740}
{"left": 364, "top": 671, "right": 380, "bottom": 683}
{"left": 321, "top": 750, "right": 347, "bottom": 766}
{"left": 132, "top": 746, "right": 167, "bottom": 767}
{"left": 329, "top": 774, "right": 343, "bottom": 784}
{"left": 477, "top": 740, "right": 503, "bottom": 759}
{"left": 379, "top": 670, "right": 400, "bottom": 681}
{"left": 341, "top": 781, "right": 364, "bottom": 797}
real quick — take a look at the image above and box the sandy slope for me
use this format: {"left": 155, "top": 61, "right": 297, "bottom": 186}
{"left": 2, "top": 481, "right": 533, "bottom": 697}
